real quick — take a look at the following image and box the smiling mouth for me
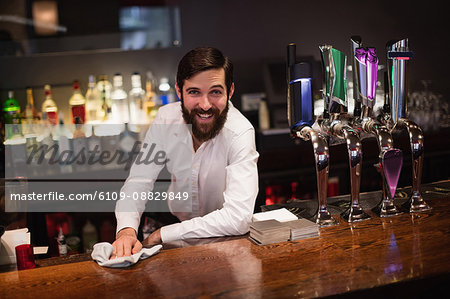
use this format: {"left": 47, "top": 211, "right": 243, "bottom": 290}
{"left": 196, "top": 112, "right": 213, "bottom": 120}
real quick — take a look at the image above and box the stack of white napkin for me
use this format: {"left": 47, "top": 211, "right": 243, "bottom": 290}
{"left": 252, "top": 208, "right": 298, "bottom": 222}
{"left": 0, "top": 228, "right": 30, "bottom": 265}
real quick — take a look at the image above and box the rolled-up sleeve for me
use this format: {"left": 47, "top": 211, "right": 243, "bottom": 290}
{"left": 115, "top": 115, "right": 166, "bottom": 234}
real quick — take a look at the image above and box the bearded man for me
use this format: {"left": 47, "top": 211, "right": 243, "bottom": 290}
{"left": 112, "top": 47, "right": 259, "bottom": 258}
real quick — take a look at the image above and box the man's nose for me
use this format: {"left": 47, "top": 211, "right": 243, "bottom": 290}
{"left": 198, "top": 95, "right": 212, "bottom": 111}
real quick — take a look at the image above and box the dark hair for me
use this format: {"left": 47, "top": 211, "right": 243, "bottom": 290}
{"left": 176, "top": 47, "right": 233, "bottom": 97}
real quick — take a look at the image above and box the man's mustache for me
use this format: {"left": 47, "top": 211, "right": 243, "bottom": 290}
{"left": 191, "top": 107, "right": 219, "bottom": 115}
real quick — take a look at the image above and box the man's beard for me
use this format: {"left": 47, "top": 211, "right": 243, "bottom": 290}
{"left": 181, "top": 101, "right": 229, "bottom": 142}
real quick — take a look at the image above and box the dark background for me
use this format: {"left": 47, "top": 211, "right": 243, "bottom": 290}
{"left": 0, "top": 0, "right": 448, "bottom": 111}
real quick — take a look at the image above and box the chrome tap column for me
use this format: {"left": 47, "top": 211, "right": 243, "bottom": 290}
{"left": 350, "top": 36, "right": 363, "bottom": 118}
{"left": 319, "top": 45, "right": 369, "bottom": 222}
{"left": 352, "top": 42, "right": 403, "bottom": 217}
{"left": 287, "top": 43, "right": 337, "bottom": 226}
{"left": 386, "top": 38, "right": 431, "bottom": 213}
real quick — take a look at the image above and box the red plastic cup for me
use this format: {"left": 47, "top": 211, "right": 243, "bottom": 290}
{"left": 15, "top": 244, "right": 36, "bottom": 270}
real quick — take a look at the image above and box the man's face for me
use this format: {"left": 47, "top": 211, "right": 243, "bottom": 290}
{"left": 177, "top": 68, "right": 234, "bottom": 142}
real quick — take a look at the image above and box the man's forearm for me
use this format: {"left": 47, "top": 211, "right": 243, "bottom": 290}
{"left": 160, "top": 205, "right": 254, "bottom": 243}
{"left": 143, "top": 228, "right": 162, "bottom": 246}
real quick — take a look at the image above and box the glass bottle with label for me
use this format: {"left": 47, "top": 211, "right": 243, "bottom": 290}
{"left": 129, "top": 72, "right": 146, "bottom": 124}
{"left": 111, "top": 73, "right": 129, "bottom": 124}
{"left": 52, "top": 113, "right": 74, "bottom": 174}
{"left": 144, "top": 71, "right": 158, "bottom": 123}
{"left": 25, "top": 87, "right": 39, "bottom": 123}
{"left": 23, "top": 88, "right": 39, "bottom": 138}
{"left": 41, "top": 84, "right": 58, "bottom": 125}
{"left": 3, "top": 90, "right": 22, "bottom": 139}
{"left": 72, "top": 116, "right": 88, "bottom": 172}
{"left": 87, "top": 125, "right": 102, "bottom": 171}
{"left": 73, "top": 117, "right": 86, "bottom": 138}
{"left": 69, "top": 80, "right": 86, "bottom": 124}
{"left": 85, "top": 75, "right": 103, "bottom": 123}
{"left": 57, "top": 226, "right": 68, "bottom": 257}
{"left": 96, "top": 75, "right": 112, "bottom": 121}
{"left": 158, "top": 77, "right": 175, "bottom": 106}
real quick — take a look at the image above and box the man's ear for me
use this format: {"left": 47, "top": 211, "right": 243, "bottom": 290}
{"left": 176, "top": 83, "right": 182, "bottom": 100}
{"left": 228, "top": 83, "right": 235, "bottom": 100}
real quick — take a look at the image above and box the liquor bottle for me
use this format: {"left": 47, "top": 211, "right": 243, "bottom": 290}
{"left": 128, "top": 72, "right": 146, "bottom": 123}
{"left": 96, "top": 75, "right": 112, "bottom": 121}
{"left": 52, "top": 112, "right": 73, "bottom": 140}
{"left": 144, "top": 72, "right": 158, "bottom": 123}
{"left": 41, "top": 84, "right": 58, "bottom": 125}
{"left": 87, "top": 125, "right": 102, "bottom": 171}
{"left": 82, "top": 220, "right": 98, "bottom": 254}
{"left": 85, "top": 75, "right": 103, "bottom": 123}
{"left": 23, "top": 88, "right": 39, "bottom": 154}
{"left": 57, "top": 226, "right": 68, "bottom": 257}
{"left": 25, "top": 87, "right": 39, "bottom": 123}
{"left": 52, "top": 113, "right": 73, "bottom": 174}
{"left": 66, "top": 235, "right": 81, "bottom": 255}
{"left": 69, "top": 80, "right": 86, "bottom": 124}
{"left": 2, "top": 90, "right": 22, "bottom": 139}
{"left": 73, "top": 117, "right": 86, "bottom": 138}
{"left": 37, "top": 117, "right": 57, "bottom": 176}
{"left": 158, "top": 77, "right": 174, "bottom": 106}
{"left": 72, "top": 116, "right": 88, "bottom": 172}
{"left": 111, "top": 73, "right": 129, "bottom": 123}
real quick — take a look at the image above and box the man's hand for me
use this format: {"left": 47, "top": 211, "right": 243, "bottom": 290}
{"left": 142, "top": 228, "right": 162, "bottom": 247}
{"left": 110, "top": 227, "right": 142, "bottom": 259}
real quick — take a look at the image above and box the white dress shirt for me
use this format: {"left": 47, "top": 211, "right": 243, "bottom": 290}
{"left": 115, "top": 101, "right": 259, "bottom": 242}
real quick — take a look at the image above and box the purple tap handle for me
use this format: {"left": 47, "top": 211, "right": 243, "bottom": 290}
{"left": 355, "top": 48, "right": 367, "bottom": 63}
{"left": 366, "top": 47, "right": 378, "bottom": 104}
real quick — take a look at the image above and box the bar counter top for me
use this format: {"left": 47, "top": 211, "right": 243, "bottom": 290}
{"left": 1, "top": 180, "right": 450, "bottom": 298}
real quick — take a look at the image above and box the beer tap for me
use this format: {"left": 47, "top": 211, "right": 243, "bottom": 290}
{"left": 287, "top": 43, "right": 338, "bottom": 227}
{"left": 384, "top": 38, "right": 431, "bottom": 213}
{"left": 318, "top": 45, "right": 370, "bottom": 222}
{"left": 351, "top": 40, "right": 403, "bottom": 217}
{"left": 350, "top": 36, "right": 363, "bottom": 118}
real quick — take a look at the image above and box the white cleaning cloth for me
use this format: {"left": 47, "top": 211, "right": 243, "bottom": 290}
{"left": 91, "top": 242, "right": 162, "bottom": 268}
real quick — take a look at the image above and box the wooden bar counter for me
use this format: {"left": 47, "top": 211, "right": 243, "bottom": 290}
{"left": 1, "top": 180, "right": 450, "bottom": 298}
